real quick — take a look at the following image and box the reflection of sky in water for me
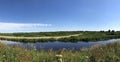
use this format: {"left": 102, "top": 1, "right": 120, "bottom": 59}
{"left": 0, "top": 39, "right": 120, "bottom": 51}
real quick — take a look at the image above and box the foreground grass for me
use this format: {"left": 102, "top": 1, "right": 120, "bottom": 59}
{"left": 0, "top": 41, "right": 120, "bottom": 62}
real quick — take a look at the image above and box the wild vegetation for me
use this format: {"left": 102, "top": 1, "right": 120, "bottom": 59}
{"left": 0, "top": 30, "right": 120, "bottom": 42}
{"left": 0, "top": 31, "right": 81, "bottom": 37}
{"left": 0, "top": 41, "right": 120, "bottom": 62}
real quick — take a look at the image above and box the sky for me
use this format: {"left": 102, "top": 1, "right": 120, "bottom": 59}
{"left": 0, "top": 0, "right": 120, "bottom": 33}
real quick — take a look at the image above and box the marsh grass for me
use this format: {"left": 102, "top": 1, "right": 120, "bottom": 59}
{"left": 0, "top": 41, "right": 120, "bottom": 62}
{"left": 1, "top": 31, "right": 120, "bottom": 42}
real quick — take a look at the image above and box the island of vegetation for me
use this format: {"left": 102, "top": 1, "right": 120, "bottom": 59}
{"left": 0, "top": 30, "right": 120, "bottom": 42}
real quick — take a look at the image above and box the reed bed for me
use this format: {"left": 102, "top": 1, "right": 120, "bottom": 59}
{"left": 0, "top": 41, "right": 120, "bottom": 62}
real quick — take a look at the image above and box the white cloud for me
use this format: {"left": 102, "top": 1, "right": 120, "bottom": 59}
{"left": 0, "top": 22, "right": 52, "bottom": 30}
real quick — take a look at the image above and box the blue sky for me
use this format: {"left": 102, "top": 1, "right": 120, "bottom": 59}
{"left": 0, "top": 0, "right": 120, "bottom": 33}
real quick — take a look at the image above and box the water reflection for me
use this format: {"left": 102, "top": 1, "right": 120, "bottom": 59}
{"left": 0, "top": 39, "right": 120, "bottom": 51}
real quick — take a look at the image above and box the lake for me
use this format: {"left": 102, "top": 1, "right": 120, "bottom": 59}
{"left": 0, "top": 39, "right": 120, "bottom": 51}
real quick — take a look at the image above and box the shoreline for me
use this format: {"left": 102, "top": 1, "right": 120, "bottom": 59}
{"left": 0, "top": 31, "right": 120, "bottom": 42}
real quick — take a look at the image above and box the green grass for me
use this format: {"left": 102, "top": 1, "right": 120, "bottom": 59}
{"left": 0, "top": 31, "right": 120, "bottom": 42}
{"left": 0, "top": 31, "right": 81, "bottom": 37}
{"left": 0, "top": 41, "right": 120, "bottom": 62}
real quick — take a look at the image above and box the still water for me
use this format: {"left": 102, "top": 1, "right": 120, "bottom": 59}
{"left": 0, "top": 39, "right": 120, "bottom": 51}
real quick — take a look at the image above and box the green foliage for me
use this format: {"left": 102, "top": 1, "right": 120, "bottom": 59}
{"left": 0, "top": 31, "right": 82, "bottom": 37}
{"left": 0, "top": 41, "right": 120, "bottom": 62}
{"left": 1, "top": 31, "right": 120, "bottom": 42}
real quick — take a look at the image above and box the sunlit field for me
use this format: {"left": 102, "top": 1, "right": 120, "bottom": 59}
{"left": 0, "top": 31, "right": 120, "bottom": 42}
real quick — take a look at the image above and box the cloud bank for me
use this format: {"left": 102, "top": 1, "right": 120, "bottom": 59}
{"left": 0, "top": 22, "right": 51, "bottom": 31}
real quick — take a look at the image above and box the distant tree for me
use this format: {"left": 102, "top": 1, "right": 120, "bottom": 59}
{"left": 111, "top": 30, "right": 115, "bottom": 33}
{"left": 111, "top": 30, "right": 115, "bottom": 35}
{"left": 107, "top": 30, "right": 115, "bottom": 35}
{"left": 108, "top": 29, "right": 111, "bottom": 32}
{"left": 100, "top": 30, "right": 105, "bottom": 32}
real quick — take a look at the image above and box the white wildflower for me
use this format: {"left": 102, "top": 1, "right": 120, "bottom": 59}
{"left": 85, "top": 56, "right": 89, "bottom": 58}
{"left": 3, "top": 55, "right": 5, "bottom": 57}
{"left": 56, "top": 54, "right": 63, "bottom": 58}
{"left": 56, "top": 54, "right": 63, "bottom": 62}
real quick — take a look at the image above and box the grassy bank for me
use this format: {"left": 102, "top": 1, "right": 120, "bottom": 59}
{"left": 0, "top": 41, "right": 120, "bottom": 62}
{"left": 0, "top": 31, "right": 120, "bottom": 42}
